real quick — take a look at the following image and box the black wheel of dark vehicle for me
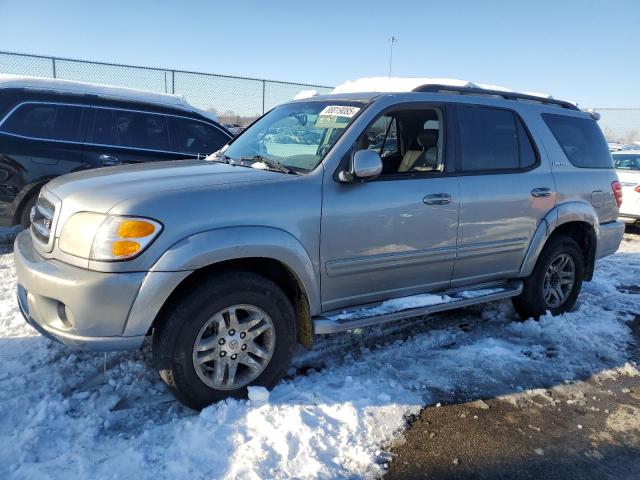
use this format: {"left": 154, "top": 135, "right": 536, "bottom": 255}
{"left": 152, "top": 270, "right": 296, "bottom": 410}
{"left": 19, "top": 193, "right": 38, "bottom": 228}
{"left": 512, "top": 234, "right": 584, "bottom": 320}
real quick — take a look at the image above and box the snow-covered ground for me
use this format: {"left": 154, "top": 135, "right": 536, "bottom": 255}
{"left": 0, "top": 228, "right": 638, "bottom": 479}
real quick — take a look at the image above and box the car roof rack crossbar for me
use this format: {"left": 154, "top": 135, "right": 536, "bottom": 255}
{"left": 411, "top": 84, "right": 580, "bottom": 111}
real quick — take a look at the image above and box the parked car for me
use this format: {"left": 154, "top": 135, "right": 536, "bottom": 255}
{"left": 14, "top": 78, "right": 625, "bottom": 409}
{"left": 223, "top": 123, "right": 244, "bottom": 136}
{"left": 613, "top": 150, "right": 640, "bottom": 224}
{"left": 0, "top": 75, "right": 232, "bottom": 226}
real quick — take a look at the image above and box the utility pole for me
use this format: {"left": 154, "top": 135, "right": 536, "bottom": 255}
{"left": 388, "top": 36, "right": 397, "bottom": 77}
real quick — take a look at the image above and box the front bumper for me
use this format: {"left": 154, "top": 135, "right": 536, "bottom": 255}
{"left": 14, "top": 230, "right": 147, "bottom": 351}
{"left": 596, "top": 220, "right": 626, "bottom": 259}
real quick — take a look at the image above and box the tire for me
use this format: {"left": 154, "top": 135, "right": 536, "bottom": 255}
{"left": 19, "top": 193, "right": 38, "bottom": 228}
{"left": 152, "top": 270, "right": 297, "bottom": 410}
{"left": 512, "top": 234, "right": 584, "bottom": 320}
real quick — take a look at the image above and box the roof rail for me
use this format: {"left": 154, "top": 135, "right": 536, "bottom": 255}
{"left": 411, "top": 84, "right": 580, "bottom": 111}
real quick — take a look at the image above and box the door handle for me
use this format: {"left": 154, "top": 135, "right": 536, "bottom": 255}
{"left": 423, "top": 193, "right": 452, "bottom": 205}
{"left": 99, "top": 154, "right": 120, "bottom": 166}
{"left": 531, "top": 187, "right": 552, "bottom": 198}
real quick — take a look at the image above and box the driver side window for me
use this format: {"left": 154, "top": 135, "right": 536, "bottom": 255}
{"left": 358, "top": 107, "right": 444, "bottom": 176}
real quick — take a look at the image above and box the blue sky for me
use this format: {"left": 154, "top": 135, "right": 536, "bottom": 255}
{"left": 0, "top": 0, "right": 638, "bottom": 108}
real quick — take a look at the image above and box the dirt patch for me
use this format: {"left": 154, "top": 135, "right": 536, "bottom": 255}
{"left": 385, "top": 370, "right": 640, "bottom": 480}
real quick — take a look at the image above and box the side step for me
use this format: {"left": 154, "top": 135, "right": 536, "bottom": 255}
{"left": 313, "top": 281, "right": 523, "bottom": 334}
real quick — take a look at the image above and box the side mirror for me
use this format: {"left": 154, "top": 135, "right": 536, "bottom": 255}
{"left": 339, "top": 149, "right": 383, "bottom": 182}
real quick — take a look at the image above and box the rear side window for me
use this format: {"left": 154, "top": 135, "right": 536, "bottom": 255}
{"left": 91, "top": 108, "right": 118, "bottom": 145}
{"left": 459, "top": 106, "right": 517, "bottom": 170}
{"left": 1, "top": 103, "right": 83, "bottom": 141}
{"left": 167, "top": 117, "right": 229, "bottom": 155}
{"left": 457, "top": 106, "right": 537, "bottom": 172}
{"left": 113, "top": 110, "right": 170, "bottom": 151}
{"left": 542, "top": 113, "right": 612, "bottom": 168}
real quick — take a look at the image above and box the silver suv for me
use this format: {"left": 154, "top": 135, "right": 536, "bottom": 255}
{"left": 14, "top": 79, "right": 625, "bottom": 409}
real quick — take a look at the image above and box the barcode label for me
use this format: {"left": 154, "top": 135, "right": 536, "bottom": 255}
{"left": 319, "top": 105, "right": 361, "bottom": 118}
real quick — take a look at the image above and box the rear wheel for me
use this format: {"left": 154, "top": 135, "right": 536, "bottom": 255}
{"left": 152, "top": 271, "right": 296, "bottom": 410}
{"left": 512, "top": 234, "right": 584, "bottom": 320}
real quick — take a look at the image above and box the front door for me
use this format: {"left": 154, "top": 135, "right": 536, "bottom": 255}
{"left": 82, "top": 107, "right": 195, "bottom": 167}
{"left": 320, "top": 105, "right": 460, "bottom": 311}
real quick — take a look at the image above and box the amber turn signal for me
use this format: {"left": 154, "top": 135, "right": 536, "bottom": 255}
{"left": 112, "top": 240, "right": 141, "bottom": 256}
{"left": 117, "top": 220, "right": 156, "bottom": 238}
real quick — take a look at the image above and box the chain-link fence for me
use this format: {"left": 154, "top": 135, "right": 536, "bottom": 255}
{"left": 0, "top": 51, "right": 333, "bottom": 125}
{"left": 3, "top": 51, "right": 638, "bottom": 145}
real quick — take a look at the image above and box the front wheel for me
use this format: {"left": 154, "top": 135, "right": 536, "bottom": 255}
{"left": 153, "top": 271, "right": 296, "bottom": 410}
{"left": 512, "top": 234, "right": 584, "bottom": 320}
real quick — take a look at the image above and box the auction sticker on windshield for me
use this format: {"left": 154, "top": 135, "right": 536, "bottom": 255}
{"left": 318, "top": 105, "right": 361, "bottom": 117}
{"left": 316, "top": 105, "right": 361, "bottom": 129}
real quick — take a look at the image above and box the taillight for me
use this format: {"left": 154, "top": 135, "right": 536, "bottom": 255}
{"left": 611, "top": 181, "right": 623, "bottom": 207}
{"left": 635, "top": 184, "right": 640, "bottom": 193}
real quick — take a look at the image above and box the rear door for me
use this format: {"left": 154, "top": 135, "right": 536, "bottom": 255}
{"left": 451, "top": 104, "right": 556, "bottom": 286}
{"left": 0, "top": 102, "right": 88, "bottom": 206}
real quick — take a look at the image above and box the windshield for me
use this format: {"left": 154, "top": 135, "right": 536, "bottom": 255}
{"left": 221, "top": 100, "right": 366, "bottom": 174}
{"left": 613, "top": 154, "right": 640, "bottom": 170}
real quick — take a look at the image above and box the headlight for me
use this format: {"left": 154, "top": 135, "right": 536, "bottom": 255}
{"left": 59, "top": 213, "right": 162, "bottom": 261}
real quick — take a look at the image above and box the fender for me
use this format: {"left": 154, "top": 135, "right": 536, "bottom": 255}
{"left": 519, "top": 201, "right": 599, "bottom": 277}
{"left": 150, "top": 225, "right": 321, "bottom": 313}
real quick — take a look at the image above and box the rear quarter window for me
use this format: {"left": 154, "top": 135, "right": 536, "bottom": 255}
{"left": 542, "top": 113, "right": 612, "bottom": 168}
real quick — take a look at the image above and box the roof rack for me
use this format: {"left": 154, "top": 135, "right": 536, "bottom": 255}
{"left": 412, "top": 84, "right": 580, "bottom": 111}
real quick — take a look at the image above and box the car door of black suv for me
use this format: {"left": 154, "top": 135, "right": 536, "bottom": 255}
{"left": 83, "top": 107, "right": 193, "bottom": 167}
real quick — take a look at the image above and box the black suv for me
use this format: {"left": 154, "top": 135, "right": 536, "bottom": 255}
{"left": 0, "top": 76, "right": 232, "bottom": 226}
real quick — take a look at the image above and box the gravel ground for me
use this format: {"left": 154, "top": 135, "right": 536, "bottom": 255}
{"left": 386, "top": 226, "right": 640, "bottom": 480}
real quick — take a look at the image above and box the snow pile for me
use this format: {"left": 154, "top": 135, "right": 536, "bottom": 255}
{"left": 0, "top": 228, "right": 638, "bottom": 479}
{"left": 331, "top": 76, "right": 553, "bottom": 99}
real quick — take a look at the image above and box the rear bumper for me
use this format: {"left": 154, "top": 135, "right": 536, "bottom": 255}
{"left": 596, "top": 220, "right": 625, "bottom": 259}
{"left": 14, "top": 230, "right": 147, "bottom": 351}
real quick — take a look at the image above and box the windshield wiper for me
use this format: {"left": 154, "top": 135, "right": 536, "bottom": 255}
{"left": 239, "top": 155, "right": 298, "bottom": 175}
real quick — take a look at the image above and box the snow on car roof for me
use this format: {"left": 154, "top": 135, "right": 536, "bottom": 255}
{"left": 331, "top": 76, "right": 554, "bottom": 100}
{"left": 0, "top": 74, "right": 218, "bottom": 121}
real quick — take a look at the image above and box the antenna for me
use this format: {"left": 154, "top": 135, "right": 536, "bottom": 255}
{"left": 388, "top": 36, "right": 397, "bottom": 77}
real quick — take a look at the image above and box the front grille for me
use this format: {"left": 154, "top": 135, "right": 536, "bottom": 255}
{"left": 30, "top": 195, "right": 55, "bottom": 245}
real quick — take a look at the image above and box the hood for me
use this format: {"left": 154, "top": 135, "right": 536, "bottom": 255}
{"left": 46, "top": 160, "right": 281, "bottom": 213}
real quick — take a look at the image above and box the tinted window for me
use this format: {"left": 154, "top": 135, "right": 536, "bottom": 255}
{"left": 91, "top": 108, "right": 118, "bottom": 145}
{"left": 542, "top": 113, "right": 613, "bottom": 168}
{"left": 167, "top": 117, "right": 229, "bottom": 155}
{"left": 458, "top": 106, "right": 519, "bottom": 171}
{"left": 2, "top": 103, "right": 83, "bottom": 141}
{"left": 113, "top": 111, "right": 170, "bottom": 151}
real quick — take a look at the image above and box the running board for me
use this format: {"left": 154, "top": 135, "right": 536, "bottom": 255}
{"left": 313, "top": 281, "right": 523, "bottom": 334}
